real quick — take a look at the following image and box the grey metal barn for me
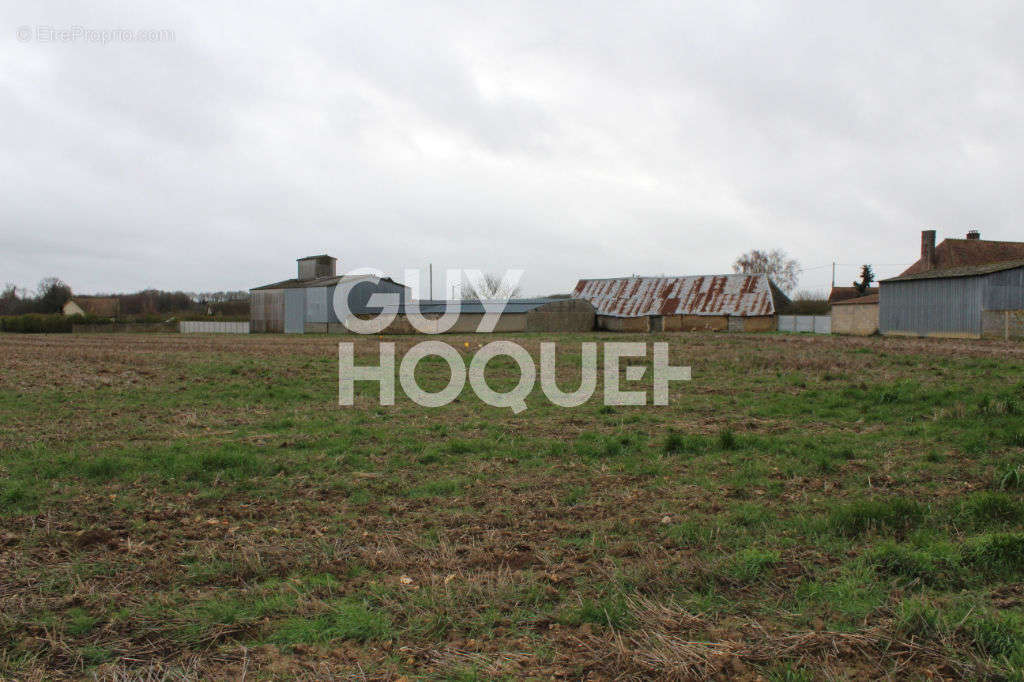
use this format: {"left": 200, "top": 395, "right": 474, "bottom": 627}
{"left": 251, "top": 255, "right": 411, "bottom": 333}
{"left": 879, "top": 260, "right": 1024, "bottom": 338}
{"left": 251, "top": 255, "right": 597, "bottom": 334}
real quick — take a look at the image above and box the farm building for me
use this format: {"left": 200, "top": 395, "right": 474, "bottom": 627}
{"left": 573, "top": 274, "right": 788, "bottom": 332}
{"left": 251, "top": 256, "right": 595, "bottom": 333}
{"left": 831, "top": 293, "right": 879, "bottom": 335}
{"left": 375, "top": 298, "right": 595, "bottom": 334}
{"left": 879, "top": 260, "right": 1024, "bottom": 339}
{"left": 62, "top": 297, "right": 120, "bottom": 317}
{"left": 250, "top": 255, "right": 411, "bottom": 333}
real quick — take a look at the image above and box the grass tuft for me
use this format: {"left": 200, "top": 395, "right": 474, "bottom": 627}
{"left": 827, "top": 498, "right": 925, "bottom": 537}
{"left": 663, "top": 430, "right": 707, "bottom": 455}
{"left": 961, "top": 533, "right": 1024, "bottom": 579}
{"left": 0, "top": 480, "right": 41, "bottom": 514}
{"left": 998, "top": 464, "right": 1024, "bottom": 490}
{"left": 866, "top": 541, "right": 960, "bottom": 587}
{"left": 969, "top": 611, "right": 1024, "bottom": 659}
{"left": 960, "top": 492, "right": 1023, "bottom": 526}
{"left": 717, "top": 427, "right": 738, "bottom": 450}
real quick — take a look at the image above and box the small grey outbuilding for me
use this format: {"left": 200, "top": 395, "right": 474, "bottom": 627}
{"left": 879, "top": 259, "right": 1024, "bottom": 339}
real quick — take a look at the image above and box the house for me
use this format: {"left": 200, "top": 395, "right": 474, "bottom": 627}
{"left": 573, "top": 274, "right": 789, "bottom": 332}
{"left": 879, "top": 260, "right": 1024, "bottom": 339}
{"left": 250, "top": 255, "right": 411, "bottom": 333}
{"left": 831, "top": 293, "right": 879, "bottom": 335}
{"left": 62, "top": 296, "right": 120, "bottom": 318}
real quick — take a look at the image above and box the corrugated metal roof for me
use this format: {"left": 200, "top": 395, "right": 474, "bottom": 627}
{"left": 385, "top": 298, "right": 577, "bottom": 315}
{"left": 251, "top": 274, "right": 407, "bottom": 291}
{"left": 573, "top": 274, "right": 779, "bottom": 318}
{"left": 883, "top": 259, "right": 1024, "bottom": 282}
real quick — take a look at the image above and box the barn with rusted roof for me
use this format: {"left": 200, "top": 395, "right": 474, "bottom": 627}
{"left": 573, "top": 274, "right": 789, "bottom": 332}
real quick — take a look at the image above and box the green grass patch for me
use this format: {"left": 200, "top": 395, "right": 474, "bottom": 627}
{"left": 269, "top": 599, "right": 392, "bottom": 645}
{"left": 827, "top": 498, "right": 925, "bottom": 537}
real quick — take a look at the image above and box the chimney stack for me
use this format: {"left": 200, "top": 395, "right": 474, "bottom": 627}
{"left": 921, "top": 230, "right": 936, "bottom": 270}
{"left": 966, "top": 229, "right": 981, "bottom": 240}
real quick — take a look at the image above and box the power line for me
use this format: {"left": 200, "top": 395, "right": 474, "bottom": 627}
{"left": 836, "top": 263, "right": 913, "bottom": 267}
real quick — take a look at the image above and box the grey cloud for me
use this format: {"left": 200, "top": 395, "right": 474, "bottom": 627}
{"left": 2, "top": 1, "right": 1022, "bottom": 295}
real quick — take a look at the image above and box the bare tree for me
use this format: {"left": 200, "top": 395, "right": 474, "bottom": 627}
{"left": 462, "top": 272, "right": 522, "bottom": 300}
{"left": 732, "top": 249, "right": 800, "bottom": 294}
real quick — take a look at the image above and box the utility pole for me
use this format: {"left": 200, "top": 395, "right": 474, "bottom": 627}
{"left": 429, "top": 263, "right": 433, "bottom": 300}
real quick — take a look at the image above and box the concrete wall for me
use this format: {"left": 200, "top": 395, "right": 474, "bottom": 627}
{"left": 832, "top": 303, "right": 879, "bottom": 336}
{"left": 982, "top": 310, "right": 1024, "bottom": 340}
{"left": 180, "top": 321, "right": 250, "bottom": 334}
{"left": 778, "top": 315, "right": 832, "bottom": 334}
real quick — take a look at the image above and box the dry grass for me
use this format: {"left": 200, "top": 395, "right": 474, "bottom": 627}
{"left": 1, "top": 331, "right": 1023, "bottom": 678}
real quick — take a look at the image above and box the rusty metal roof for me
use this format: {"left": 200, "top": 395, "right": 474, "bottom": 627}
{"left": 573, "top": 274, "right": 779, "bottom": 317}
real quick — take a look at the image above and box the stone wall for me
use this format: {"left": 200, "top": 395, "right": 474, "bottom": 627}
{"left": 982, "top": 310, "right": 1024, "bottom": 340}
{"left": 597, "top": 315, "right": 650, "bottom": 332}
{"left": 736, "top": 315, "right": 777, "bottom": 332}
{"left": 662, "top": 315, "right": 728, "bottom": 331}
{"left": 832, "top": 303, "right": 879, "bottom": 336}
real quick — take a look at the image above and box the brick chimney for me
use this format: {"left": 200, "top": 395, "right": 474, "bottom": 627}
{"left": 966, "top": 229, "right": 981, "bottom": 240}
{"left": 921, "top": 230, "right": 936, "bottom": 270}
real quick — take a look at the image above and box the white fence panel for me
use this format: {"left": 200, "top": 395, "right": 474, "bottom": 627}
{"left": 179, "top": 321, "right": 250, "bottom": 334}
{"left": 778, "top": 315, "right": 830, "bottom": 335}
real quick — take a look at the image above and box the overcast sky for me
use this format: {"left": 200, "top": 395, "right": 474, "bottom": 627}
{"left": 3, "top": 1, "right": 1022, "bottom": 297}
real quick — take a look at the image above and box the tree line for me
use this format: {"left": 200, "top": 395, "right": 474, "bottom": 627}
{"left": 0, "top": 277, "right": 249, "bottom": 317}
